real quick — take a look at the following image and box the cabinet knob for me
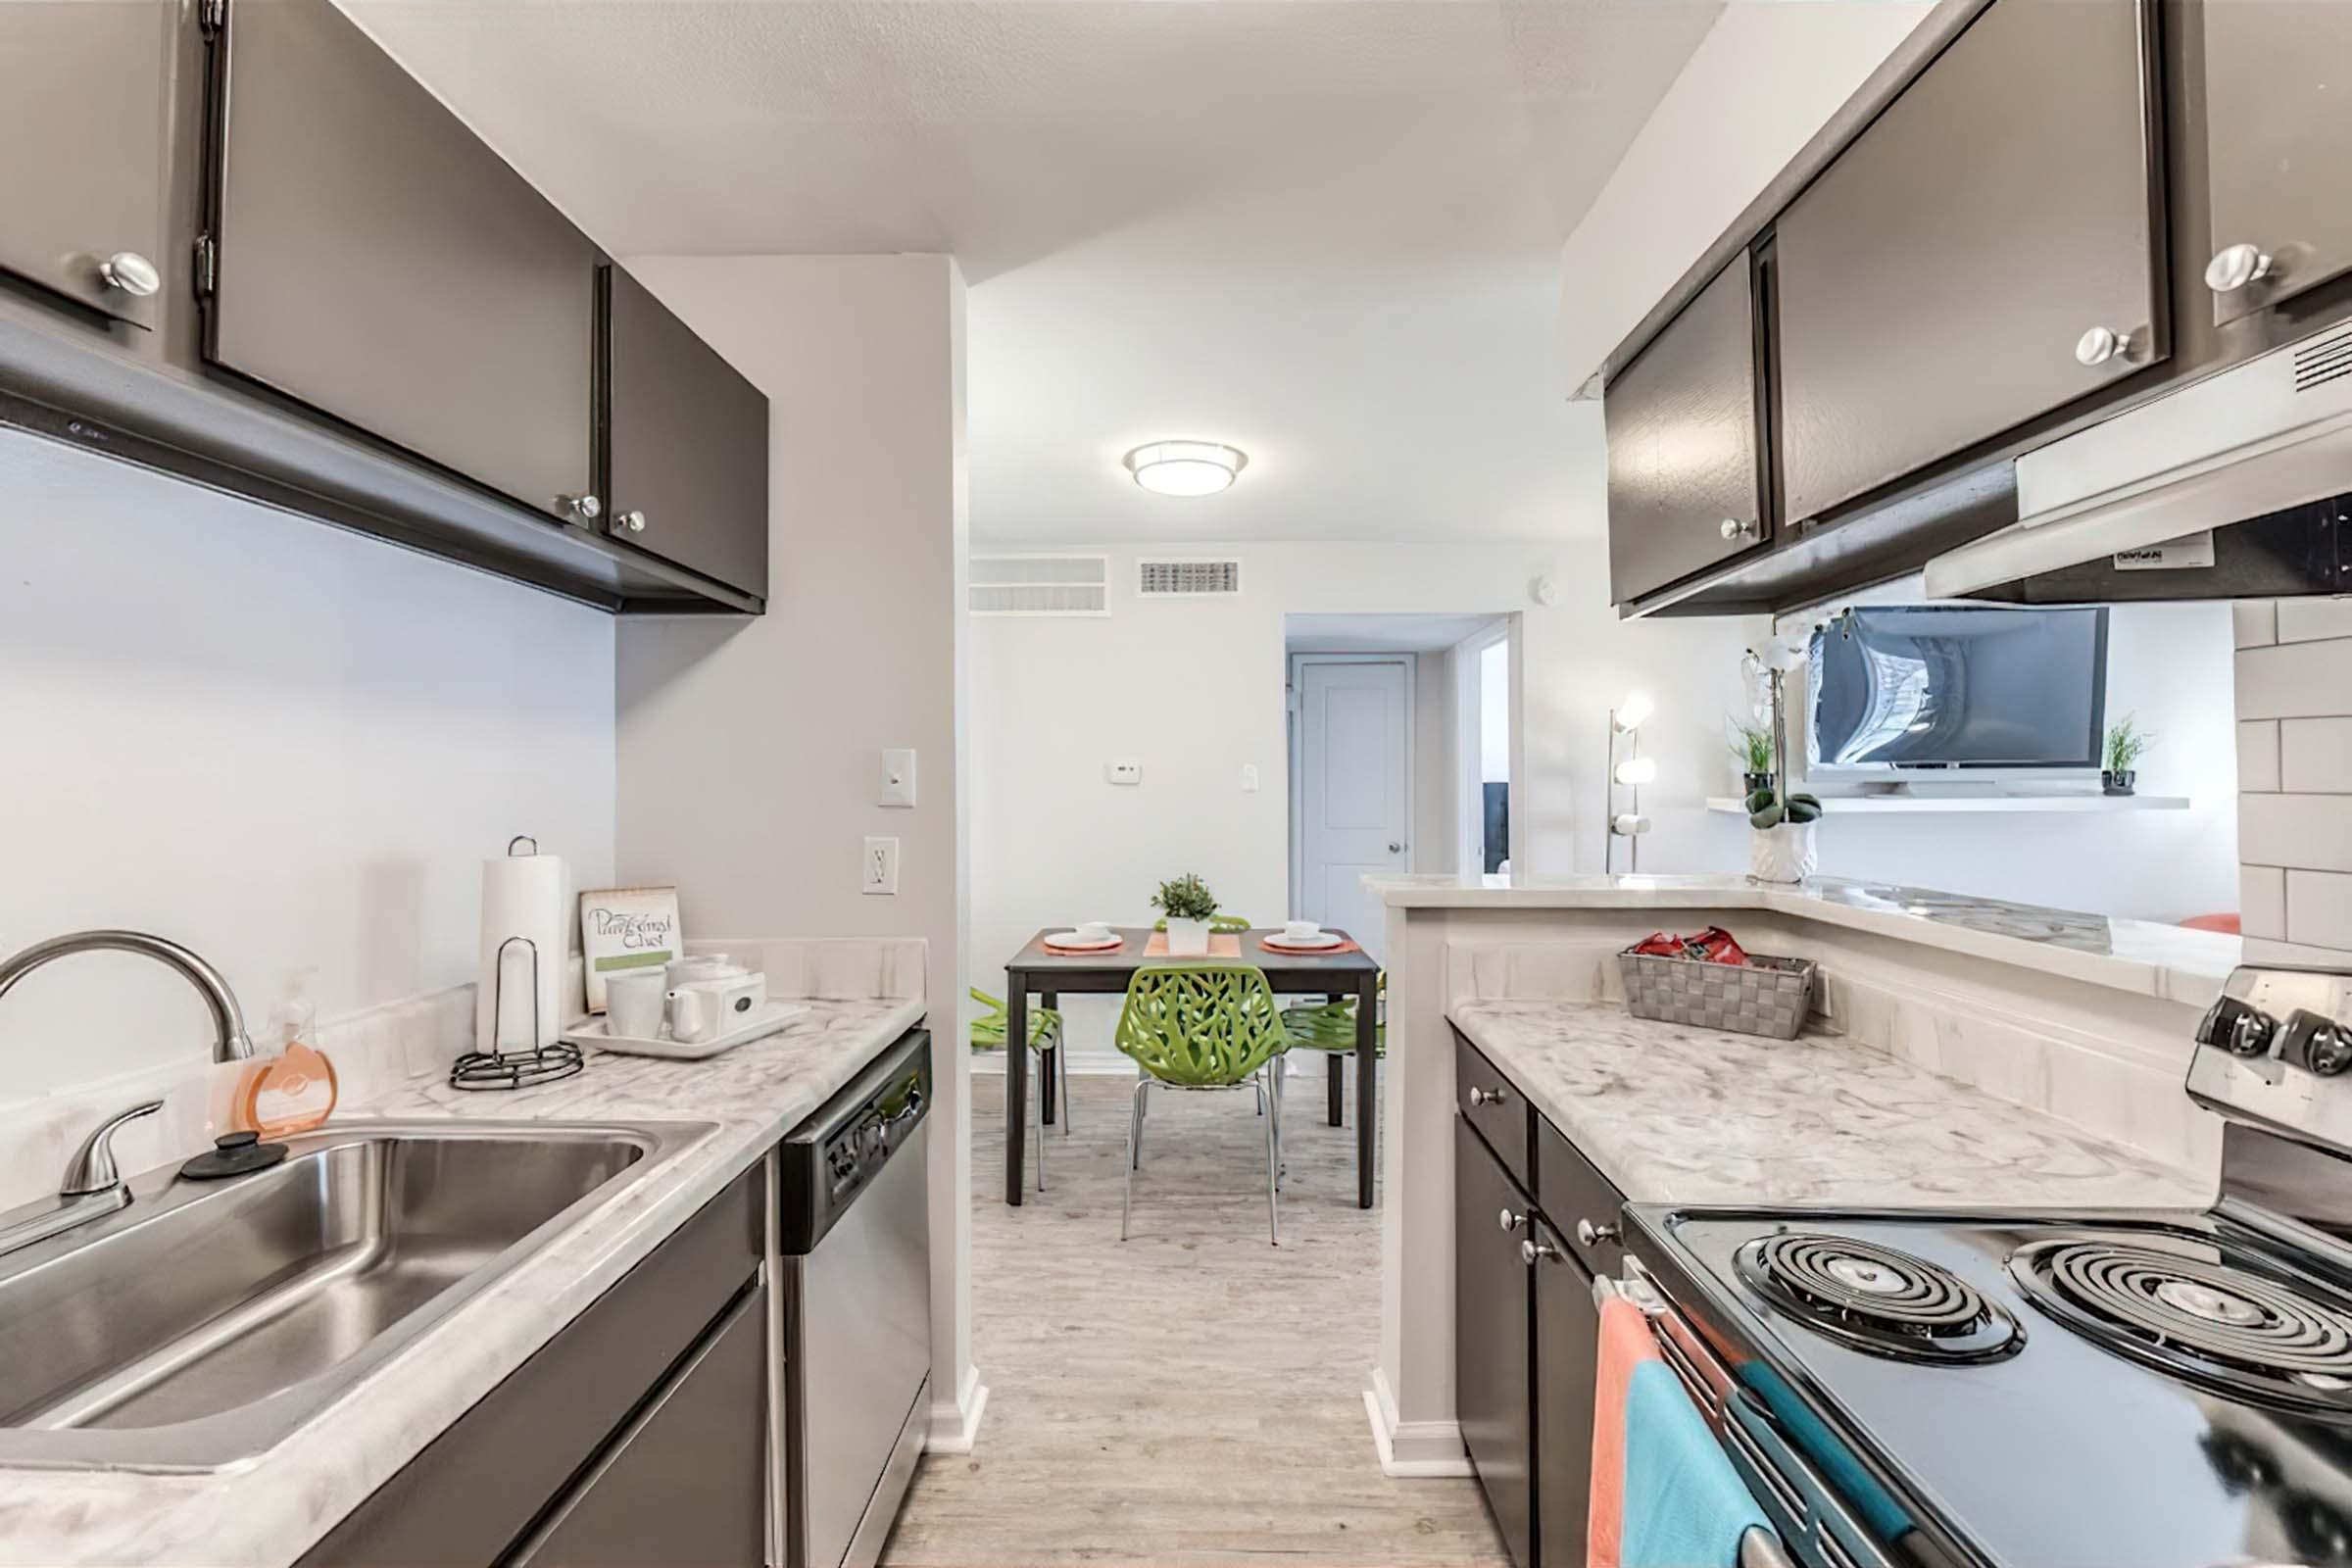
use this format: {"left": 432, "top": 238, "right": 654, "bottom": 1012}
{"left": 618, "top": 510, "right": 648, "bottom": 534}
{"left": 2206, "top": 243, "right": 2277, "bottom": 295}
{"left": 96, "top": 251, "right": 160, "bottom": 298}
{"left": 557, "top": 493, "right": 603, "bottom": 522}
{"left": 1521, "top": 1238, "right": 1558, "bottom": 1267}
{"left": 1575, "top": 1217, "right": 1621, "bottom": 1249}
{"left": 1468, "top": 1086, "right": 1507, "bottom": 1107}
{"left": 2073, "top": 325, "right": 2141, "bottom": 368}
{"left": 1719, "top": 517, "right": 1757, "bottom": 542}
{"left": 1498, "top": 1206, "right": 1528, "bottom": 1233}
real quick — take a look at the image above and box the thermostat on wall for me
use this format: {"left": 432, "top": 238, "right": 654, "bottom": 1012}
{"left": 1105, "top": 760, "right": 1142, "bottom": 786}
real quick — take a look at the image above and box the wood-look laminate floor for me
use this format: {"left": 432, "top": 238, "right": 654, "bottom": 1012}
{"left": 882, "top": 1068, "right": 1507, "bottom": 1568}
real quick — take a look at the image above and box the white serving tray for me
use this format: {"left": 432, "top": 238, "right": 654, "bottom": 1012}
{"left": 565, "top": 1000, "right": 811, "bottom": 1061}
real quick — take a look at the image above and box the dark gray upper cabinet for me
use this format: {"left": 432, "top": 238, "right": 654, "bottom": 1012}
{"left": 205, "top": 0, "right": 598, "bottom": 523}
{"left": 1775, "top": 0, "right": 2162, "bottom": 526}
{"left": 0, "top": 2, "right": 173, "bottom": 328}
{"left": 601, "top": 266, "right": 769, "bottom": 598}
{"left": 2201, "top": 1, "right": 2352, "bottom": 326}
{"left": 1604, "top": 257, "right": 1765, "bottom": 605}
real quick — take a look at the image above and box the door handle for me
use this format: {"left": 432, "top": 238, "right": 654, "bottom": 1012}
{"left": 1387, "top": 842, "right": 1403, "bottom": 854}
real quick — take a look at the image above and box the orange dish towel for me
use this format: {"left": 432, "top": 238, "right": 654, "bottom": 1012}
{"left": 1141, "top": 932, "right": 1244, "bottom": 958}
{"left": 1589, "top": 1292, "right": 1664, "bottom": 1568}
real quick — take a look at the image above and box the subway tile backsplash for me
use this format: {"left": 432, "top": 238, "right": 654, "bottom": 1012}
{"left": 2236, "top": 607, "right": 2352, "bottom": 957}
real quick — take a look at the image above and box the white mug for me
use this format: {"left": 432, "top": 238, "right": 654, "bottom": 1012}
{"left": 1283, "top": 920, "right": 1322, "bottom": 942}
{"left": 606, "top": 970, "right": 669, "bottom": 1039}
{"left": 667, "top": 973, "right": 767, "bottom": 1045}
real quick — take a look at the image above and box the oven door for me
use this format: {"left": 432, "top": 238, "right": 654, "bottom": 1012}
{"left": 1605, "top": 1259, "right": 1923, "bottom": 1568}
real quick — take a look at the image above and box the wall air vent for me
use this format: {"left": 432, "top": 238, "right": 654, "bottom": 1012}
{"left": 2295, "top": 323, "right": 2352, "bottom": 395}
{"left": 969, "top": 555, "right": 1109, "bottom": 616}
{"left": 1138, "top": 559, "right": 1242, "bottom": 597}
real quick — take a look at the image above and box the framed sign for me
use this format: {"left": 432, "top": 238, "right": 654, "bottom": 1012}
{"left": 579, "top": 886, "right": 682, "bottom": 1012}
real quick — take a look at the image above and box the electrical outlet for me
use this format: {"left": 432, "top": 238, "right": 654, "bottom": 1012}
{"left": 879, "top": 748, "right": 916, "bottom": 808}
{"left": 1240, "top": 763, "right": 1259, "bottom": 793}
{"left": 861, "top": 836, "right": 900, "bottom": 895}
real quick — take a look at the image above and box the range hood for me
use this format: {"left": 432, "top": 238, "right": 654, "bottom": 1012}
{"left": 1925, "top": 320, "right": 2352, "bottom": 602}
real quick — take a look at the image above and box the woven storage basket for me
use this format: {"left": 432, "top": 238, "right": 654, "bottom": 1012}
{"left": 1617, "top": 947, "right": 1818, "bottom": 1040}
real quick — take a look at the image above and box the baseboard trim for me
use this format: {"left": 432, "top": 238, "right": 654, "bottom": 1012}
{"left": 1364, "top": 1367, "right": 1472, "bottom": 1477}
{"left": 927, "top": 1363, "right": 989, "bottom": 1453}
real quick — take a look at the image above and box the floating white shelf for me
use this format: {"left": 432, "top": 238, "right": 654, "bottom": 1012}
{"left": 1705, "top": 794, "right": 2190, "bottom": 815}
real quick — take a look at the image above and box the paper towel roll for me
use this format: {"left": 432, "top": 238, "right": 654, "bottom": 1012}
{"left": 478, "top": 842, "right": 567, "bottom": 1054}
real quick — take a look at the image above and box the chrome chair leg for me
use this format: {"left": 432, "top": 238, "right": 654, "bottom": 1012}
{"left": 1261, "top": 1076, "right": 1280, "bottom": 1247}
{"left": 1033, "top": 1050, "right": 1047, "bottom": 1194}
{"left": 1122, "top": 1078, "right": 1151, "bottom": 1241}
{"left": 1058, "top": 1038, "right": 1073, "bottom": 1136}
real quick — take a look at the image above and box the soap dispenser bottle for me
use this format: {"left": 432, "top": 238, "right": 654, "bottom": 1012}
{"left": 234, "top": 967, "right": 338, "bottom": 1137}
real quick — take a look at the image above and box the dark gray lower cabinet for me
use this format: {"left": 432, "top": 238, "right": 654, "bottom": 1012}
{"left": 1456, "top": 1114, "right": 1535, "bottom": 1568}
{"left": 1532, "top": 1218, "right": 1598, "bottom": 1568}
{"left": 299, "top": 1169, "right": 762, "bottom": 1567}
{"left": 510, "top": 1284, "right": 768, "bottom": 1567}
{"left": 0, "top": 0, "right": 173, "bottom": 329}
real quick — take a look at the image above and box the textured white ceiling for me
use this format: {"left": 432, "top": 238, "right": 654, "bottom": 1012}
{"left": 346, "top": 0, "right": 1724, "bottom": 546}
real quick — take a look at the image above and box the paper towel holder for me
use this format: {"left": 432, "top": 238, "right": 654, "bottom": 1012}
{"left": 450, "top": 935, "right": 584, "bottom": 1091}
{"left": 507, "top": 835, "right": 539, "bottom": 857}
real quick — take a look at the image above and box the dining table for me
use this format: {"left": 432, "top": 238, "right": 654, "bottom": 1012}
{"left": 1000, "top": 926, "right": 1381, "bottom": 1208}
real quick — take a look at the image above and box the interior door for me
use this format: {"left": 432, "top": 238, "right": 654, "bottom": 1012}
{"left": 1456, "top": 1116, "right": 1535, "bottom": 1568}
{"left": 205, "top": 0, "right": 598, "bottom": 519}
{"left": 1297, "top": 658, "right": 1410, "bottom": 957}
{"left": 0, "top": 1, "right": 172, "bottom": 327}
{"left": 2202, "top": 0, "right": 2352, "bottom": 324}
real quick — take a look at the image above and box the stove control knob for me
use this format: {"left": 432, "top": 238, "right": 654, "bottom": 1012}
{"left": 2309, "top": 1025, "right": 2352, "bottom": 1078}
{"left": 2229, "top": 1009, "right": 2279, "bottom": 1058}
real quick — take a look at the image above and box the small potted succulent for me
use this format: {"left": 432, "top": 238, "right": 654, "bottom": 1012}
{"left": 1730, "top": 717, "right": 1776, "bottom": 799}
{"left": 2103, "top": 714, "right": 2152, "bottom": 797}
{"left": 1152, "top": 872, "right": 1219, "bottom": 956}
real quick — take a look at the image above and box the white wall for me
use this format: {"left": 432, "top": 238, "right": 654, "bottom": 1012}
{"left": 612, "top": 254, "right": 979, "bottom": 1445}
{"left": 1772, "top": 585, "right": 2241, "bottom": 923}
{"left": 1554, "top": 0, "right": 1936, "bottom": 391}
{"left": 0, "top": 426, "right": 615, "bottom": 1102}
{"left": 971, "top": 539, "right": 1764, "bottom": 1052}
{"left": 1411, "top": 653, "right": 1455, "bottom": 877}
{"left": 2235, "top": 601, "right": 2352, "bottom": 958}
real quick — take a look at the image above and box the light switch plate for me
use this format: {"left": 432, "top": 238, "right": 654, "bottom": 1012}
{"left": 880, "top": 748, "right": 916, "bottom": 808}
{"left": 1105, "top": 759, "right": 1142, "bottom": 787}
{"left": 1240, "top": 763, "right": 1259, "bottom": 793}
{"left": 862, "top": 836, "right": 900, "bottom": 895}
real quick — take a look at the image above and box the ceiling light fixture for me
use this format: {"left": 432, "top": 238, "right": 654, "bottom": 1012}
{"left": 1123, "top": 441, "right": 1248, "bottom": 498}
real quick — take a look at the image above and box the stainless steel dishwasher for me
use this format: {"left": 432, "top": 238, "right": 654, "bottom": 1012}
{"left": 772, "top": 1028, "right": 931, "bottom": 1568}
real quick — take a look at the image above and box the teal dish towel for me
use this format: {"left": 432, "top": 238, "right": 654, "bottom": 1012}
{"left": 1622, "top": 1360, "right": 1770, "bottom": 1568}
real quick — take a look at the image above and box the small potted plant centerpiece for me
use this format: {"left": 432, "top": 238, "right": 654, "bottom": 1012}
{"left": 1742, "top": 640, "right": 1823, "bottom": 884}
{"left": 1730, "top": 717, "right": 1776, "bottom": 799}
{"left": 2103, "top": 714, "right": 2152, "bottom": 797}
{"left": 1152, "top": 872, "right": 1219, "bottom": 956}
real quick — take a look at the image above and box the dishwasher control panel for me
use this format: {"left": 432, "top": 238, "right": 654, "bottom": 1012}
{"left": 775, "top": 1027, "right": 931, "bottom": 1253}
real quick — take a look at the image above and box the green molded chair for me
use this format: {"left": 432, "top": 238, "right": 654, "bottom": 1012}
{"left": 971, "top": 986, "right": 1066, "bottom": 1194}
{"left": 1152, "top": 913, "right": 1253, "bottom": 935}
{"left": 1281, "top": 972, "right": 1385, "bottom": 1128}
{"left": 1114, "top": 962, "right": 1292, "bottom": 1245}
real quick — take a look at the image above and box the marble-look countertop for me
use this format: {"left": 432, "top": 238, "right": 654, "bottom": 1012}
{"left": 1374, "top": 872, "right": 2238, "bottom": 1007}
{"left": 0, "top": 996, "right": 924, "bottom": 1568}
{"left": 1449, "top": 999, "right": 2211, "bottom": 1210}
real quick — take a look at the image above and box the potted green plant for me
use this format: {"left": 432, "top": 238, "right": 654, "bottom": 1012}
{"left": 2103, "top": 713, "right": 2152, "bottom": 797}
{"left": 1151, "top": 872, "right": 1219, "bottom": 956}
{"left": 1729, "top": 717, "right": 1776, "bottom": 798}
{"left": 1743, "top": 642, "right": 1822, "bottom": 884}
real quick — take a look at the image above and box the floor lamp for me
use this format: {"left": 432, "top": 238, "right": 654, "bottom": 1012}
{"left": 1604, "top": 692, "right": 1655, "bottom": 874}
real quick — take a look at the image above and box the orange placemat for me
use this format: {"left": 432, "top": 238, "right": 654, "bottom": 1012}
{"left": 1258, "top": 935, "right": 1363, "bottom": 956}
{"left": 1141, "top": 931, "right": 1244, "bottom": 958}
{"left": 1043, "top": 935, "right": 1129, "bottom": 956}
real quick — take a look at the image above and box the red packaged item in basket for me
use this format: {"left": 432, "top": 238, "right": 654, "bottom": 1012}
{"left": 1629, "top": 930, "right": 1686, "bottom": 957}
{"left": 1682, "top": 926, "right": 1751, "bottom": 966}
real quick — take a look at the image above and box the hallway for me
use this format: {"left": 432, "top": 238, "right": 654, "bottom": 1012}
{"left": 884, "top": 1071, "right": 1505, "bottom": 1566}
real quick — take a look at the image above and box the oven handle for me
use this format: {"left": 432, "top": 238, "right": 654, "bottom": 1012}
{"left": 1605, "top": 1261, "right": 1890, "bottom": 1568}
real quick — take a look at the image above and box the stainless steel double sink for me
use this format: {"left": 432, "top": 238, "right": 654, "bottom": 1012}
{"left": 0, "top": 1118, "right": 712, "bottom": 1471}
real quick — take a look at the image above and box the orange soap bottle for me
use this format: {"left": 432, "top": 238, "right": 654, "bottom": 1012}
{"left": 234, "top": 969, "right": 338, "bottom": 1137}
